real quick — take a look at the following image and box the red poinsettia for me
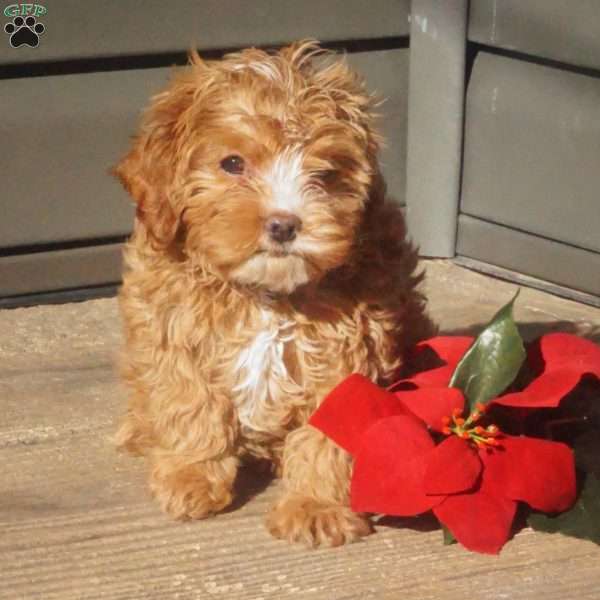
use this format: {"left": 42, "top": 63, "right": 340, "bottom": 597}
{"left": 310, "top": 333, "right": 600, "bottom": 554}
{"left": 397, "top": 333, "right": 600, "bottom": 409}
{"left": 494, "top": 333, "right": 600, "bottom": 409}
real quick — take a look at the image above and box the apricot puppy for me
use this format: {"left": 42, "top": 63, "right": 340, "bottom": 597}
{"left": 114, "top": 40, "right": 433, "bottom": 547}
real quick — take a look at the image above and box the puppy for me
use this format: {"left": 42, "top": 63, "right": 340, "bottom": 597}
{"left": 114, "top": 40, "right": 434, "bottom": 547}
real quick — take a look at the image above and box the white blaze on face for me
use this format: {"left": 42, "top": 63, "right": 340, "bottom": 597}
{"left": 263, "top": 151, "right": 305, "bottom": 213}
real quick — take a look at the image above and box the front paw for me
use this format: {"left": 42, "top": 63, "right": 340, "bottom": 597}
{"left": 266, "top": 493, "right": 373, "bottom": 547}
{"left": 149, "top": 458, "right": 236, "bottom": 520}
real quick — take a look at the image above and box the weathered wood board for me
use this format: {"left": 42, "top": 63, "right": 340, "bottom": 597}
{"left": 1, "top": 261, "right": 599, "bottom": 600}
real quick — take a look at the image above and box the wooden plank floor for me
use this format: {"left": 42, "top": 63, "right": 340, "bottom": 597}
{"left": 1, "top": 260, "right": 599, "bottom": 600}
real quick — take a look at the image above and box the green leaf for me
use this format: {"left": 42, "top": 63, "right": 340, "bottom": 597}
{"left": 442, "top": 524, "right": 457, "bottom": 545}
{"left": 528, "top": 473, "right": 600, "bottom": 545}
{"left": 449, "top": 291, "right": 526, "bottom": 413}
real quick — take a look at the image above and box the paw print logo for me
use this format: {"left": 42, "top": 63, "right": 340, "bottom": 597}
{"left": 4, "top": 15, "right": 45, "bottom": 48}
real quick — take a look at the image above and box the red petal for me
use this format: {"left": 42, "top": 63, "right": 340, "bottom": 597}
{"left": 480, "top": 435, "right": 576, "bottom": 513}
{"left": 494, "top": 367, "right": 587, "bottom": 408}
{"left": 351, "top": 416, "right": 443, "bottom": 516}
{"left": 415, "top": 336, "right": 475, "bottom": 369}
{"left": 433, "top": 492, "right": 517, "bottom": 554}
{"left": 496, "top": 334, "right": 600, "bottom": 409}
{"left": 309, "top": 374, "right": 409, "bottom": 455}
{"left": 424, "top": 436, "right": 482, "bottom": 495}
{"left": 406, "top": 366, "right": 455, "bottom": 388}
{"left": 388, "top": 336, "right": 474, "bottom": 390}
{"left": 395, "top": 387, "right": 465, "bottom": 431}
{"left": 539, "top": 333, "right": 600, "bottom": 371}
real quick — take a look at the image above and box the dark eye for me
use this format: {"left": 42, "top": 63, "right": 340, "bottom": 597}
{"left": 315, "top": 169, "right": 339, "bottom": 185}
{"left": 220, "top": 155, "right": 245, "bottom": 175}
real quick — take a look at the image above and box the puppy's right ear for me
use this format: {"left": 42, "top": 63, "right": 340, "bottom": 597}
{"left": 113, "top": 143, "right": 180, "bottom": 250}
{"left": 113, "top": 67, "right": 199, "bottom": 250}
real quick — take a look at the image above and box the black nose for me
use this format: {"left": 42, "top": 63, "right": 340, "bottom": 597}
{"left": 265, "top": 213, "right": 302, "bottom": 243}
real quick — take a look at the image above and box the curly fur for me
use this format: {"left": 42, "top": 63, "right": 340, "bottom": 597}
{"left": 114, "top": 40, "right": 434, "bottom": 547}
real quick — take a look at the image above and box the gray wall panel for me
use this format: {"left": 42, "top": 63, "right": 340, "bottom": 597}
{"left": 0, "top": 244, "right": 122, "bottom": 297}
{"left": 347, "top": 49, "right": 409, "bottom": 205}
{"left": 457, "top": 215, "right": 600, "bottom": 297}
{"left": 469, "top": 0, "right": 600, "bottom": 70}
{"left": 461, "top": 52, "right": 600, "bottom": 254}
{"left": 0, "top": 68, "right": 170, "bottom": 248}
{"left": 0, "top": 0, "right": 409, "bottom": 65}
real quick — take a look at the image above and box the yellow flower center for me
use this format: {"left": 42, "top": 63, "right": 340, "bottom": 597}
{"left": 441, "top": 403, "right": 501, "bottom": 449}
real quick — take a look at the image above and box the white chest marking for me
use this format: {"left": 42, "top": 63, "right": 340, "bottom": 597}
{"left": 232, "top": 309, "right": 295, "bottom": 430}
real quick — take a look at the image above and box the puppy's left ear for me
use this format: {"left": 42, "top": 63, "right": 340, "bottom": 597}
{"left": 113, "top": 62, "right": 202, "bottom": 250}
{"left": 311, "top": 56, "right": 381, "bottom": 147}
{"left": 311, "top": 56, "right": 384, "bottom": 201}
